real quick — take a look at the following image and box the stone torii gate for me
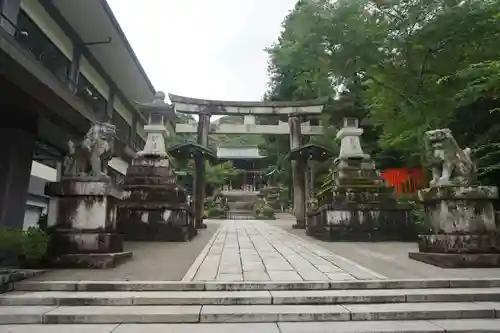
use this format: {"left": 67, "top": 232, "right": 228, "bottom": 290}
{"left": 169, "top": 94, "right": 326, "bottom": 228}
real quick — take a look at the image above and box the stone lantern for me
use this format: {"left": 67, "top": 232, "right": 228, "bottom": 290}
{"left": 117, "top": 91, "right": 197, "bottom": 242}
{"left": 306, "top": 117, "right": 413, "bottom": 241}
{"left": 137, "top": 91, "right": 176, "bottom": 158}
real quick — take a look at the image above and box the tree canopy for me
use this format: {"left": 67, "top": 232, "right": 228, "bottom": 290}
{"left": 264, "top": 0, "right": 500, "bottom": 186}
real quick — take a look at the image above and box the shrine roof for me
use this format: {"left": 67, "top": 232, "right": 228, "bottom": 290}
{"left": 168, "top": 142, "right": 217, "bottom": 162}
{"left": 287, "top": 143, "right": 334, "bottom": 162}
{"left": 217, "top": 145, "right": 266, "bottom": 159}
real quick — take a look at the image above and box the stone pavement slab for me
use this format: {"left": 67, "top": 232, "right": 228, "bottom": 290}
{"left": 200, "top": 304, "right": 350, "bottom": 322}
{"left": 0, "top": 306, "right": 56, "bottom": 324}
{"left": 4, "top": 288, "right": 500, "bottom": 307}
{"left": 343, "top": 302, "right": 498, "bottom": 321}
{"left": 431, "top": 318, "right": 500, "bottom": 331}
{"left": 113, "top": 323, "right": 280, "bottom": 333}
{"left": 2, "top": 321, "right": 500, "bottom": 333}
{"left": 0, "top": 325, "right": 119, "bottom": 333}
{"left": 43, "top": 305, "right": 202, "bottom": 324}
{"left": 278, "top": 320, "right": 445, "bottom": 332}
{"left": 185, "top": 220, "right": 380, "bottom": 282}
{"left": 0, "top": 290, "right": 273, "bottom": 306}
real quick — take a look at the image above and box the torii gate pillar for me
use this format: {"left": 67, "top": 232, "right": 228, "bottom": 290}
{"left": 194, "top": 111, "right": 211, "bottom": 228}
{"left": 289, "top": 115, "right": 306, "bottom": 229}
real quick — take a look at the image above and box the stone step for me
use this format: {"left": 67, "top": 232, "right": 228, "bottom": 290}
{"left": 12, "top": 278, "right": 500, "bottom": 292}
{"left": 1, "top": 321, "right": 500, "bottom": 333}
{"left": 0, "top": 302, "right": 498, "bottom": 324}
{"left": 2, "top": 288, "right": 500, "bottom": 306}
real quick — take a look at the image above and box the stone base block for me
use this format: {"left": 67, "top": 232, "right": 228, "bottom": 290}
{"left": 409, "top": 251, "right": 500, "bottom": 268}
{"left": 45, "top": 179, "right": 121, "bottom": 231}
{"left": 308, "top": 227, "right": 416, "bottom": 242}
{"left": 50, "top": 232, "right": 123, "bottom": 254}
{"left": 51, "top": 252, "right": 133, "bottom": 269}
{"left": 307, "top": 206, "right": 415, "bottom": 242}
{"left": 118, "top": 209, "right": 197, "bottom": 242}
{"left": 197, "top": 220, "right": 207, "bottom": 229}
{"left": 292, "top": 222, "right": 306, "bottom": 229}
{"left": 122, "top": 223, "right": 197, "bottom": 242}
{"left": 419, "top": 185, "right": 498, "bottom": 234}
{"left": 418, "top": 234, "right": 500, "bottom": 253}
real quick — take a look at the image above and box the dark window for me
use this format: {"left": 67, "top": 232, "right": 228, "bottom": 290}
{"left": 15, "top": 10, "right": 70, "bottom": 84}
{"left": 113, "top": 112, "right": 131, "bottom": 143}
{"left": 77, "top": 74, "right": 107, "bottom": 117}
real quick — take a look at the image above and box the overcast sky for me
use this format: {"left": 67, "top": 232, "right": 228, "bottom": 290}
{"left": 107, "top": 0, "right": 297, "bottom": 103}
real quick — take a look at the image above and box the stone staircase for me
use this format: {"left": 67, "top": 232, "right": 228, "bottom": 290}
{"left": 224, "top": 190, "right": 259, "bottom": 220}
{"left": 0, "top": 278, "right": 499, "bottom": 332}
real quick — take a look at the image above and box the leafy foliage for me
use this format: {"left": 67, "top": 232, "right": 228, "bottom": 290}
{"left": 0, "top": 227, "right": 49, "bottom": 265}
{"left": 184, "top": 160, "right": 242, "bottom": 191}
{"left": 265, "top": 0, "right": 500, "bottom": 186}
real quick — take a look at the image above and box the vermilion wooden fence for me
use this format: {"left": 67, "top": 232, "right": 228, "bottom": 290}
{"left": 380, "top": 168, "right": 425, "bottom": 196}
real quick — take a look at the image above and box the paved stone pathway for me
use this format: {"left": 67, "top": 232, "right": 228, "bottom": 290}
{"left": 184, "top": 220, "right": 382, "bottom": 282}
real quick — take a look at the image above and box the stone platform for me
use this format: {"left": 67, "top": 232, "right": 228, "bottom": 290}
{"left": 45, "top": 179, "right": 132, "bottom": 268}
{"left": 409, "top": 252, "right": 500, "bottom": 268}
{"left": 51, "top": 252, "right": 133, "bottom": 269}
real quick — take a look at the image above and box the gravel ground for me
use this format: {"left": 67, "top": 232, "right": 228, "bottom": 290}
{"left": 31, "top": 221, "right": 222, "bottom": 281}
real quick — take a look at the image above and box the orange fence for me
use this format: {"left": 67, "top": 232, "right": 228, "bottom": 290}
{"left": 380, "top": 168, "right": 425, "bottom": 196}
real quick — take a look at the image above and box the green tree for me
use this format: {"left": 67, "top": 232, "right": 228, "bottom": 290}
{"left": 265, "top": 0, "right": 500, "bottom": 185}
{"left": 185, "top": 160, "right": 242, "bottom": 192}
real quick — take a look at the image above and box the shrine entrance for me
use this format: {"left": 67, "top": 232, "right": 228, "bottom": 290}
{"left": 169, "top": 94, "right": 326, "bottom": 228}
{"left": 218, "top": 145, "right": 265, "bottom": 192}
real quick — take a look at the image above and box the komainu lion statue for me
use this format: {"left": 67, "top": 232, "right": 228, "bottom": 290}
{"left": 63, "top": 122, "right": 116, "bottom": 178}
{"left": 424, "top": 128, "right": 476, "bottom": 186}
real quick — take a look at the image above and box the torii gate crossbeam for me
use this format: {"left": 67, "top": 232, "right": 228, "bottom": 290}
{"left": 169, "top": 93, "right": 327, "bottom": 229}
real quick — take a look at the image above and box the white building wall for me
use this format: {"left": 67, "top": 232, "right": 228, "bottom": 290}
{"left": 26, "top": 160, "right": 128, "bottom": 229}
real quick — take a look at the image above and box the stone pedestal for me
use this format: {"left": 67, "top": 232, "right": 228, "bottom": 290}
{"left": 118, "top": 156, "right": 197, "bottom": 242}
{"left": 307, "top": 119, "right": 416, "bottom": 242}
{"left": 307, "top": 158, "right": 413, "bottom": 241}
{"left": 409, "top": 185, "right": 500, "bottom": 268}
{"left": 259, "top": 186, "right": 281, "bottom": 210}
{"left": 45, "top": 179, "right": 132, "bottom": 268}
{"left": 307, "top": 118, "right": 415, "bottom": 241}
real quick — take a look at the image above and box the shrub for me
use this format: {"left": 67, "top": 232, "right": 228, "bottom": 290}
{"left": 0, "top": 228, "right": 23, "bottom": 253}
{"left": 0, "top": 227, "right": 49, "bottom": 267}
{"left": 253, "top": 204, "right": 276, "bottom": 220}
{"left": 19, "top": 227, "right": 49, "bottom": 261}
{"left": 206, "top": 207, "right": 226, "bottom": 219}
